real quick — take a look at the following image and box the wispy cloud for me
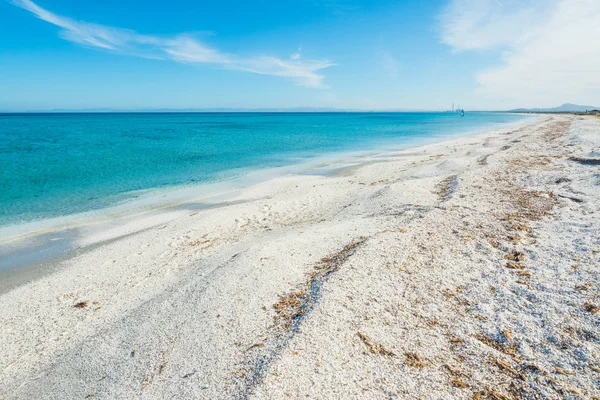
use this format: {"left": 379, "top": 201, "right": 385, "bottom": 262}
{"left": 440, "top": 0, "right": 600, "bottom": 108}
{"left": 11, "top": 0, "right": 334, "bottom": 88}
{"left": 440, "top": 0, "right": 550, "bottom": 52}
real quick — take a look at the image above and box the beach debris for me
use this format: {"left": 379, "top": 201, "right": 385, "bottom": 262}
{"left": 557, "top": 194, "right": 583, "bottom": 203}
{"left": 290, "top": 242, "right": 365, "bottom": 332}
{"left": 554, "top": 366, "right": 571, "bottom": 376}
{"left": 473, "top": 333, "right": 520, "bottom": 359}
{"left": 450, "top": 378, "right": 468, "bottom": 389}
{"left": 569, "top": 156, "right": 600, "bottom": 166}
{"left": 443, "top": 363, "right": 463, "bottom": 376}
{"left": 499, "top": 187, "right": 558, "bottom": 223}
{"left": 356, "top": 332, "right": 395, "bottom": 357}
{"left": 404, "top": 351, "right": 425, "bottom": 368}
{"left": 478, "top": 154, "right": 490, "bottom": 166}
{"left": 510, "top": 223, "right": 531, "bottom": 233}
{"left": 474, "top": 388, "right": 512, "bottom": 400}
{"left": 583, "top": 302, "right": 600, "bottom": 314}
{"left": 575, "top": 282, "right": 592, "bottom": 291}
{"left": 273, "top": 289, "right": 307, "bottom": 330}
{"left": 505, "top": 261, "right": 525, "bottom": 270}
{"left": 245, "top": 343, "right": 265, "bottom": 352}
{"left": 434, "top": 175, "right": 458, "bottom": 202}
{"left": 182, "top": 370, "right": 196, "bottom": 379}
{"left": 74, "top": 301, "right": 89, "bottom": 309}
{"left": 449, "top": 336, "right": 464, "bottom": 345}
{"left": 504, "top": 250, "right": 526, "bottom": 262}
{"left": 188, "top": 239, "right": 211, "bottom": 247}
{"left": 159, "top": 361, "right": 167, "bottom": 375}
{"left": 496, "top": 359, "right": 526, "bottom": 381}
{"left": 233, "top": 238, "right": 368, "bottom": 397}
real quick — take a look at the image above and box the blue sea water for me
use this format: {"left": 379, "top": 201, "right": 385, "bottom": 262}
{"left": 0, "top": 112, "right": 532, "bottom": 227}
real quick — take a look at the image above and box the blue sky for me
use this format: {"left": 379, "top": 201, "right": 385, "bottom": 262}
{"left": 0, "top": 0, "right": 598, "bottom": 111}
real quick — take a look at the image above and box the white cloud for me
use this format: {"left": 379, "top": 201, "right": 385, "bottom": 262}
{"left": 290, "top": 47, "right": 302, "bottom": 60}
{"left": 440, "top": 0, "right": 600, "bottom": 108}
{"left": 11, "top": 0, "right": 334, "bottom": 88}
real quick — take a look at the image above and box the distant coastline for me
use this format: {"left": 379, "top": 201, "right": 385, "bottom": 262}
{"left": 2, "top": 102, "right": 597, "bottom": 115}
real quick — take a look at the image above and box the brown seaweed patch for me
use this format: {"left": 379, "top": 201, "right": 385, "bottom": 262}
{"left": 273, "top": 289, "right": 307, "bottom": 330}
{"left": 505, "top": 261, "right": 525, "bottom": 270}
{"left": 357, "top": 332, "right": 395, "bottom": 357}
{"left": 474, "top": 388, "right": 513, "bottom": 400}
{"left": 404, "top": 351, "right": 425, "bottom": 368}
{"left": 74, "top": 301, "right": 88, "bottom": 309}
{"left": 478, "top": 154, "right": 491, "bottom": 166}
{"left": 583, "top": 301, "right": 600, "bottom": 314}
{"left": 450, "top": 378, "right": 469, "bottom": 389}
{"left": 473, "top": 333, "right": 521, "bottom": 359}
{"left": 504, "top": 250, "right": 526, "bottom": 262}
{"left": 233, "top": 238, "right": 367, "bottom": 397}
{"left": 435, "top": 175, "right": 458, "bottom": 202}
{"left": 499, "top": 189, "right": 558, "bottom": 223}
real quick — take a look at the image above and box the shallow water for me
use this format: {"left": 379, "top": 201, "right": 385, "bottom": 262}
{"left": 0, "top": 112, "right": 531, "bottom": 227}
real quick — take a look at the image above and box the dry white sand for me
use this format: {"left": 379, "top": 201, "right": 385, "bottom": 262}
{"left": 1, "top": 115, "right": 599, "bottom": 399}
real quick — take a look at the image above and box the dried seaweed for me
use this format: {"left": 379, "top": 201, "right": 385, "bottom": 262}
{"left": 504, "top": 250, "right": 526, "bottom": 262}
{"left": 583, "top": 302, "right": 600, "bottom": 314}
{"left": 435, "top": 175, "right": 458, "bottom": 202}
{"left": 474, "top": 333, "right": 521, "bottom": 359}
{"left": 356, "top": 332, "right": 395, "bottom": 357}
{"left": 232, "top": 237, "right": 367, "bottom": 398}
{"left": 74, "top": 301, "right": 88, "bottom": 309}
{"left": 404, "top": 351, "right": 425, "bottom": 368}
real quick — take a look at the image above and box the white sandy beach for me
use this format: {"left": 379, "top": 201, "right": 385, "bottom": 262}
{"left": 1, "top": 115, "right": 599, "bottom": 399}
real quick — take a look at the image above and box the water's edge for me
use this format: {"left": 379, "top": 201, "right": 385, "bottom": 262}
{"left": 0, "top": 114, "right": 541, "bottom": 293}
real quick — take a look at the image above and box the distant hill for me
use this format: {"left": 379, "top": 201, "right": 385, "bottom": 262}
{"left": 509, "top": 103, "right": 600, "bottom": 113}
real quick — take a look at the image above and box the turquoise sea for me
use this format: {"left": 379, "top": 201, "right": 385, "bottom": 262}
{"left": 0, "top": 112, "right": 532, "bottom": 227}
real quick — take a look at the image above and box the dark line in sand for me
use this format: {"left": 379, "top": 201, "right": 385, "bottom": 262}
{"left": 232, "top": 237, "right": 368, "bottom": 399}
{"left": 435, "top": 175, "right": 458, "bottom": 202}
{"left": 569, "top": 156, "right": 600, "bottom": 166}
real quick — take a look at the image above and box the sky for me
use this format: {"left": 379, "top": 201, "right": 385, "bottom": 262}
{"left": 0, "top": 0, "right": 598, "bottom": 111}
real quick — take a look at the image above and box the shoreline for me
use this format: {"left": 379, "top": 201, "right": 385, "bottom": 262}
{"left": 0, "top": 113, "right": 537, "bottom": 241}
{"left": 0, "top": 115, "right": 539, "bottom": 286}
{"left": 2, "top": 114, "right": 598, "bottom": 399}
